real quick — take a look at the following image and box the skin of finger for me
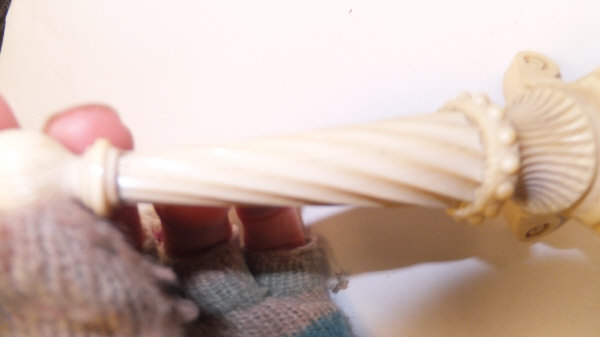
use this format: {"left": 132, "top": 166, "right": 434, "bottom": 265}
{"left": 44, "top": 105, "right": 144, "bottom": 249}
{"left": 42, "top": 105, "right": 304, "bottom": 254}
{"left": 0, "top": 95, "right": 19, "bottom": 129}
{"left": 154, "top": 205, "right": 232, "bottom": 258}
{"left": 236, "top": 207, "right": 306, "bottom": 250}
{"left": 44, "top": 104, "right": 134, "bottom": 154}
{"left": 43, "top": 104, "right": 237, "bottom": 257}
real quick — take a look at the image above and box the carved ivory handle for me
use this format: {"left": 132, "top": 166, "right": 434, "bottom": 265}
{"left": 1, "top": 51, "right": 599, "bottom": 240}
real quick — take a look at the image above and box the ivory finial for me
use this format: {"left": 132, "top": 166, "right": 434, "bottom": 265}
{"left": 1, "top": 51, "right": 600, "bottom": 241}
{"left": 0, "top": 130, "right": 120, "bottom": 216}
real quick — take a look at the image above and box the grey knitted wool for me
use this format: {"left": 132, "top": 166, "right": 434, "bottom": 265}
{"left": 0, "top": 199, "right": 197, "bottom": 337}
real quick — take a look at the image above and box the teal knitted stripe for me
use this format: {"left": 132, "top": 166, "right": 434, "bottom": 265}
{"left": 288, "top": 311, "right": 354, "bottom": 337}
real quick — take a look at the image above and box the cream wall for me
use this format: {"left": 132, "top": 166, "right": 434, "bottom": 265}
{"left": 2, "top": 1, "right": 600, "bottom": 336}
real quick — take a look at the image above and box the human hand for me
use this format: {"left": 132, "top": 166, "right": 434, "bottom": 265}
{"left": 0, "top": 95, "right": 306, "bottom": 256}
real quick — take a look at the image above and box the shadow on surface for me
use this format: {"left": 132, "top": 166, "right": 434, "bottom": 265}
{"left": 308, "top": 206, "right": 600, "bottom": 337}
{"left": 309, "top": 206, "right": 535, "bottom": 275}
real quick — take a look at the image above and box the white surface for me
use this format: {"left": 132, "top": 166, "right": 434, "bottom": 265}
{"left": 2, "top": 1, "right": 600, "bottom": 336}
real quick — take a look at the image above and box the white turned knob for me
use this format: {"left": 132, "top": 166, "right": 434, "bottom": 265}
{"left": 0, "top": 130, "right": 120, "bottom": 216}
{"left": 69, "top": 138, "right": 121, "bottom": 216}
{"left": 0, "top": 130, "right": 73, "bottom": 210}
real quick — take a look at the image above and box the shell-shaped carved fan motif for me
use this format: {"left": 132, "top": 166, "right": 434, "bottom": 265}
{"left": 506, "top": 88, "right": 596, "bottom": 214}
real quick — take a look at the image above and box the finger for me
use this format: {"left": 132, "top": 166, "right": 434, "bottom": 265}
{"left": 44, "top": 104, "right": 134, "bottom": 153}
{"left": 107, "top": 204, "right": 145, "bottom": 251}
{"left": 44, "top": 104, "right": 143, "bottom": 250}
{"left": 236, "top": 207, "right": 305, "bottom": 250}
{"left": 154, "top": 205, "right": 232, "bottom": 258}
{"left": 0, "top": 95, "right": 19, "bottom": 129}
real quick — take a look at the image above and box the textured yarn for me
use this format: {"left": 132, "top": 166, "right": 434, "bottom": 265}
{"left": 0, "top": 199, "right": 196, "bottom": 336}
{"left": 0, "top": 199, "right": 353, "bottom": 336}
{"left": 174, "top": 238, "right": 353, "bottom": 337}
{"left": 0, "top": 0, "right": 10, "bottom": 52}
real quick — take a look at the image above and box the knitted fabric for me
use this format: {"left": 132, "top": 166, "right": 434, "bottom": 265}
{"left": 173, "top": 238, "right": 354, "bottom": 337}
{"left": 0, "top": 199, "right": 197, "bottom": 336}
{"left": 0, "top": 0, "right": 10, "bottom": 52}
{"left": 0, "top": 200, "right": 353, "bottom": 336}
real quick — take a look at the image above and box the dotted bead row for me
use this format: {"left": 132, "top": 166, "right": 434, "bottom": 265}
{"left": 443, "top": 93, "right": 520, "bottom": 224}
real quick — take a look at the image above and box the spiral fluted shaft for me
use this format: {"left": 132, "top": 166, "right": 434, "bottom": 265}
{"left": 117, "top": 110, "right": 486, "bottom": 211}
{"left": 0, "top": 52, "right": 597, "bottom": 241}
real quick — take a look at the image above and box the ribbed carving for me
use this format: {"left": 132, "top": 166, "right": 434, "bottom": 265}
{"left": 506, "top": 88, "right": 596, "bottom": 214}
{"left": 117, "top": 112, "right": 486, "bottom": 210}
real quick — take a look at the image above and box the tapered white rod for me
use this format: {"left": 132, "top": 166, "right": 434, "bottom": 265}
{"left": 119, "top": 109, "right": 487, "bottom": 209}
{"left": 0, "top": 51, "right": 598, "bottom": 241}
{"left": 115, "top": 93, "right": 519, "bottom": 226}
{"left": 0, "top": 92, "right": 519, "bottom": 225}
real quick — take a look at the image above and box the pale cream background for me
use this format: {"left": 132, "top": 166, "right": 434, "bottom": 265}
{"left": 2, "top": 1, "right": 600, "bottom": 336}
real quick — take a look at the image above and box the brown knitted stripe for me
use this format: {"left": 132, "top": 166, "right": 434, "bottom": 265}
{"left": 0, "top": 200, "right": 193, "bottom": 336}
{"left": 245, "top": 238, "right": 329, "bottom": 298}
{"left": 198, "top": 293, "right": 341, "bottom": 336}
{"left": 64, "top": 225, "right": 113, "bottom": 335}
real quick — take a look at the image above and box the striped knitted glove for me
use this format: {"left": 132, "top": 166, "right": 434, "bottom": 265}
{"left": 0, "top": 199, "right": 197, "bottom": 337}
{"left": 173, "top": 237, "right": 354, "bottom": 337}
